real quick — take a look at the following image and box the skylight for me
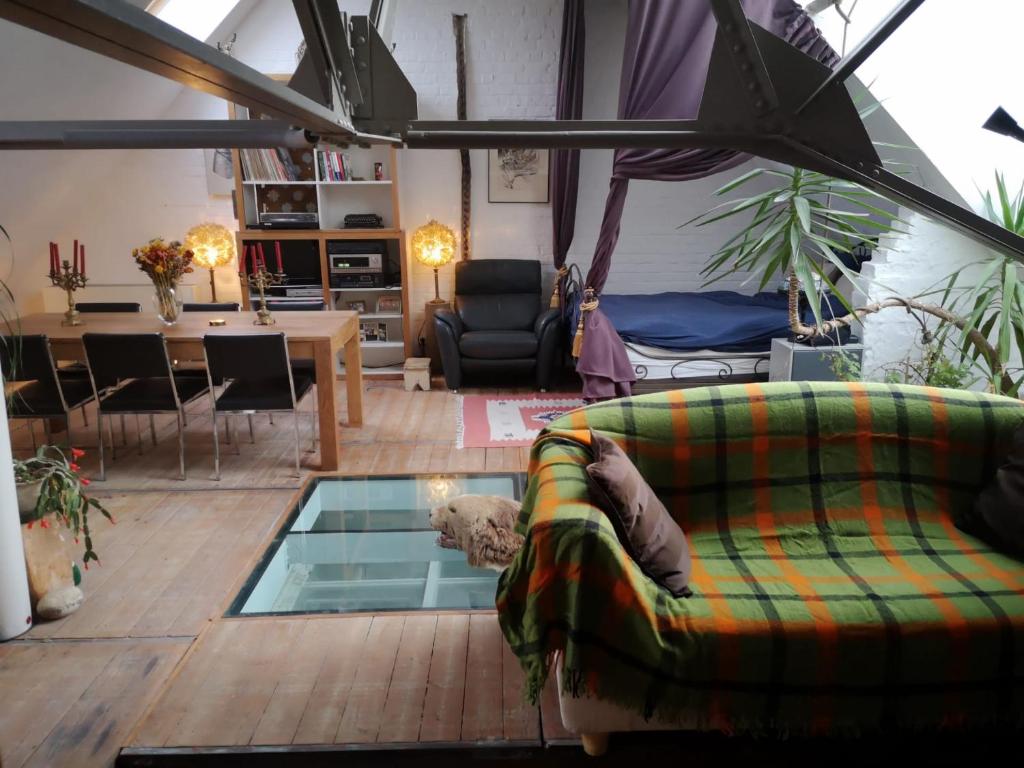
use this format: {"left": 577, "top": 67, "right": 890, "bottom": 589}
{"left": 149, "top": 0, "right": 241, "bottom": 43}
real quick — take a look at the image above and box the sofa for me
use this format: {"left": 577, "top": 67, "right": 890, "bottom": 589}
{"left": 497, "top": 382, "right": 1024, "bottom": 755}
{"left": 434, "top": 259, "right": 562, "bottom": 391}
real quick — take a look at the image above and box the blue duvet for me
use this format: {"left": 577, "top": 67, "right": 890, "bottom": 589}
{"left": 589, "top": 290, "right": 848, "bottom": 352}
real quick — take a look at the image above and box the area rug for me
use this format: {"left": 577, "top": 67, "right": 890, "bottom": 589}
{"left": 456, "top": 394, "right": 585, "bottom": 449}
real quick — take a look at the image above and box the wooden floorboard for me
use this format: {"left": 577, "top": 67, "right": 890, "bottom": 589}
{"left": 2, "top": 381, "right": 573, "bottom": 766}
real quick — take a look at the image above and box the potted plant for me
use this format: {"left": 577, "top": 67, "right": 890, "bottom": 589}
{"left": 14, "top": 446, "right": 112, "bottom": 620}
{"left": 689, "top": 168, "right": 1024, "bottom": 395}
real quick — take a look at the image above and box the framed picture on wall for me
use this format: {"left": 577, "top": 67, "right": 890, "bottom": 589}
{"left": 488, "top": 148, "right": 549, "bottom": 203}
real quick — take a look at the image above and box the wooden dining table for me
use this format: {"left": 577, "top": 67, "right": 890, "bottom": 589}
{"left": 15, "top": 311, "right": 363, "bottom": 471}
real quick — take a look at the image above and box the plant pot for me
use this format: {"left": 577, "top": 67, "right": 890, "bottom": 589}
{"left": 16, "top": 479, "right": 42, "bottom": 523}
{"left": 20, "top": 513, "right": 82, "bottom": 620}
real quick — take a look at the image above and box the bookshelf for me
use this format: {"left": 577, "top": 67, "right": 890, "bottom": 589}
{"left": 230, "top": 115, "right": 411, "bottom": 379}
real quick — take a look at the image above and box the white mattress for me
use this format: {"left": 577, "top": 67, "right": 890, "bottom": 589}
{"left": 624, "top": 342, "right": 770, "bottom": 382}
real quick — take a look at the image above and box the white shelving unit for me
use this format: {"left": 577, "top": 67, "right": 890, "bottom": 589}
{"left": 232, "top": 115, "right": 411, "bottom": 379}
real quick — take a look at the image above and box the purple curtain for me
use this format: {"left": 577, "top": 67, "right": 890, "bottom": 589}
{"left": 576, "top": 0, "right": 839, "bottom": 400}
{"left": 549, "top": 0, "right": 585, "bottom": 308}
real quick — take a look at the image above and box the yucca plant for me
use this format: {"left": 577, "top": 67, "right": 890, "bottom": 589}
{"left": 688, "top": 164, "right": 899, "bottom": 334}
{"left": 690, "top": 167, "right": 1024, "bottom": 396}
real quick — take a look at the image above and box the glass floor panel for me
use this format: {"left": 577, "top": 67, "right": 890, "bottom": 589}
{"left": 228, "top": 473, "right": 525, "bottom": 616}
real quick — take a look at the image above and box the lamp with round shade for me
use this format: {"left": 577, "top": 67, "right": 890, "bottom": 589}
{"left": 184, "top": 222, "right": 236, "bottom": 301}
{"left": 411, "top": 219, "right": 456, "bottom": 304}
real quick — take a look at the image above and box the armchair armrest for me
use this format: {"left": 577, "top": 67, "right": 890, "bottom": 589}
{"left": 534, "top": 307, "right": 561, "bottom": 338}
{"left": 435, "top": 308, "right": 464, "bottom": 339}
{"left": 433, "top": 309, "right": 464, "bottom": 390}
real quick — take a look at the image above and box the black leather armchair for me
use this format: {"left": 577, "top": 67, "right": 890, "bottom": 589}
{"left": 434, "top": 260, "right": 562, "bottom": 391}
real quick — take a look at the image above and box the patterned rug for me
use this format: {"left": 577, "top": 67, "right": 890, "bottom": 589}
{"left": 456, "top": 394, "right": 585, "bottom": 449}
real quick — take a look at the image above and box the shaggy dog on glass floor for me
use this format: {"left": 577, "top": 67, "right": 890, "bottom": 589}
{"left": 430, "top": 495, "right": 524, "bottom": 571}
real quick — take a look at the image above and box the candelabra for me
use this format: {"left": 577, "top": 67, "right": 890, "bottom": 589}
{"left": 50, "top": 260, "right": 88, "bottom": 326}
{"left": 242, "top": 264, "right": 285, "bottom": 325}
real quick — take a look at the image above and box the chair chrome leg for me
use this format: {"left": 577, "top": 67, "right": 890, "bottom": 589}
{"left": 211, "top": 406, "right": 221, "bottom": 481}
{"left": 136, "top": 415, "right": 144, "bottom": 455}
{"left": 247, "top": 413, "right": 255, "bottom": 444}
{"left": 107, "top": 416, "right": 117, "bottom": 460}
{"left": 177, "top": 411, "right": 186, "bottom": 481}
{"left": 97, "top": 414, "right": 106, "bottom": 481}
{"left": 43, "top": 419, "right": 52, "bottom": 446}
{"left": 293, "top": 410, "right": 301, "bottom": 477}
{"left": 120, "top": 414, "right": 128, "bottom": 446}
{"left": 81, "top": 403, "right": 89, "bottom": 427}
{"left": 149, "top": 415, "right": 157, "bottom": 446}
{"left": 29, "top": 420, "right": 37, "bottom": 452}
{"left": 230, "top": 416, "right": 240, "bottom": 455}
{"left": 225, "top": 415, "right": 232, "bottom": 445}
{"left": 269, "top": 413, "right": 274, "bottom": 425}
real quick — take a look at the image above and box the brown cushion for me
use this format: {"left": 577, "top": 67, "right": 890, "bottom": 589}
{"left": 960, "top": 422, "right": 1024, "bottom": 555}
{"left": 585, "top": 430, "right": 692, "bottom": 597}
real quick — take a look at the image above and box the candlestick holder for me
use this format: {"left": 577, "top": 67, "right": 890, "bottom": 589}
{"left": 49, "top": 259, "right": 88, "bottom": 326}
{"left": 242, "top": 265, "right": 285, "bottom": 325}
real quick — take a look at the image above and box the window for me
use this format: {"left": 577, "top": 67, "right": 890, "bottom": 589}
{"left": 147, "top": 0, "right": 241, "bottom": 43}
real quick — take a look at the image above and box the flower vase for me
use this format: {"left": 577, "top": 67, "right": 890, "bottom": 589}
{"left": 153, "top": 284, "right": 182, "bottom": 326}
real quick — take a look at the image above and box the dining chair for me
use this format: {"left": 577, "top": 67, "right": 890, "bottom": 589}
{"left": 62, "top": 302, "right": 144, "bottom": 441}
{"left": 82, "top": 333, "right": 209, "bottom": 481}
{"left": 74, "top": 302, "right": 143, "bottom": 313}
{"left": 182, "top": 302, "right": 241, "bottom": 312}
{"left": 203, "top": 333, "right": 315, "bottom": 479}
{"left": 1, "top": 334, "right": 95, "bottom": 450}
{"left": 262, "top": 301, "right": 324, "bottom": 381}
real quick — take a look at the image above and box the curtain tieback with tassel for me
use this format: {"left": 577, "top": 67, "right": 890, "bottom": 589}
{"left": 572, "top": 289, "right": 598, "bottom": 358}
{"left": 549, "top": 265, "right": 571, "bottom": 309}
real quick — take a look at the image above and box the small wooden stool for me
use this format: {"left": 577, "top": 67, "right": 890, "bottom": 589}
{"left": 403, "top": 357, "right": 431, "bottom": 392}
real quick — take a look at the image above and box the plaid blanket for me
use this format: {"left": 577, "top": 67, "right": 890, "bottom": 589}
{"left": 496, "top": 382, "right": 1024, "bottom": 735}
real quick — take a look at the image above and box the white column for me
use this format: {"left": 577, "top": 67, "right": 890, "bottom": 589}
{"left": 0, "top": 390, "right": 32, "bottom": 639}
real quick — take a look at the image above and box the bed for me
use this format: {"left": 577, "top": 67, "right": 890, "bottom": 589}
{"left": 567, "top": 286, "right": 850, "bottom": 390}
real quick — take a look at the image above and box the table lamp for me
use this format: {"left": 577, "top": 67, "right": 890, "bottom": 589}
{"left": 411, "top": 219, "right": 456, "bottom": 304}
{"left": 184, "top": 222, "right": 236, "bottom": 301}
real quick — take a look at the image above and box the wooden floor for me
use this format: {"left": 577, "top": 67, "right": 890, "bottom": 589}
{"left": 1, "top": 381, "right": 577, "bottom": 767}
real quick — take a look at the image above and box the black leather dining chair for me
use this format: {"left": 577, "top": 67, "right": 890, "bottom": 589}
{"left": 75, "top": 302, "right": 143, "bottom": 313}
{"left": 1, "top": 335, "right": 95, "bottom": 450}
{"left": 264, "top": 300, "right": 325, "bottom": 312}
{"left": 182, "top": 302, "right": 241, "bottom": 312}
{"left": 261, "top": 300, "right": 324, "bottom": 379}
{"left": 434, "top": 260, "right": 562, "bottom": 391}
{"left": 203, "top": 333, "right": 315, "bottom": 479}
{"left": 82, "top": 333, "right": 209, "bottom": 480}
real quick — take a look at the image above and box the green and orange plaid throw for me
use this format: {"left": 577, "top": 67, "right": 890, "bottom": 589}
{"left": 496, "top": 382, "right": 1024, "bottom": 735}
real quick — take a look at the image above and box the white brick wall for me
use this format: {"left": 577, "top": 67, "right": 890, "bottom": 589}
{"left": 392, "top": 0, "right": 561, "bottom": 342}
{"left": 854, "top": 209, "right": 995, "bottom": 385}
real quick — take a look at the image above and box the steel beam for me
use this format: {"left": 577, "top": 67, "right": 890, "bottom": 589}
{"left": 707, "top": 0, "right": 779, "bottom": 116}
{"left": 0, "top": 0, "right": 354, "bottom": 138}
{"left": 797, "top": 0, "right": 926, "bottom": 114}
{"left": 0, "top": 121, "right": 314, "bottom": 150}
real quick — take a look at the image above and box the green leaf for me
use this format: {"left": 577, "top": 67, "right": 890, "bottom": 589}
{"left": 794, "top": 196, "right": 811, "bottom": 232}
{"left": 712, "top": 168, "right": 766, "bottom": 196}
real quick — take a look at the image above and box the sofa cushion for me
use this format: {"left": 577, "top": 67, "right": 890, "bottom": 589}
{"left": 459, "top": 330, "right": 538, "bottom": 360}
{"left": 962, "top": 422, "right": 1024, "bottom": 554}
{"left": 585, "top": 430, "right": 692, "bottom": 597}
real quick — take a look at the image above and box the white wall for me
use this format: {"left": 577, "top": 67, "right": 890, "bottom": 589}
{"left": 391, "top": 0, "right": 560, "bottom": 338}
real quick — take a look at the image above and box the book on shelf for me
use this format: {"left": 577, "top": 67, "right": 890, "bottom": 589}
{"left": 318, "top": 149, "right": 355, "bottom": 182}
{"left": 240, "top": 148, "right": 305, "bottom": 182}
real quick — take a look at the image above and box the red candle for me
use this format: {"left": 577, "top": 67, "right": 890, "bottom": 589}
{"left": 80, "top": 244, "right": 85, "bottom": 277}
{"left": 54, "top": 242, "right": 60, "bottom": 269}
{"left": 275, "top": 240, "right": 283, "bottom": 273}
{"left": 73, "top": 239, "right": 79, "bottom": 274}
{"left": 49, "top": 243, "right": 56, "bottom": 276}
{"left": 239, "top": 245, "right": 248, "bottom": 274}
{"left": 257, "top": 242, "right": 266, "bottom": 270}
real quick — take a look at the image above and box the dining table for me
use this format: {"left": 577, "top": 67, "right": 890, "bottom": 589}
{"left": 14, "top": 310, "right": 363, "bottom": 472}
